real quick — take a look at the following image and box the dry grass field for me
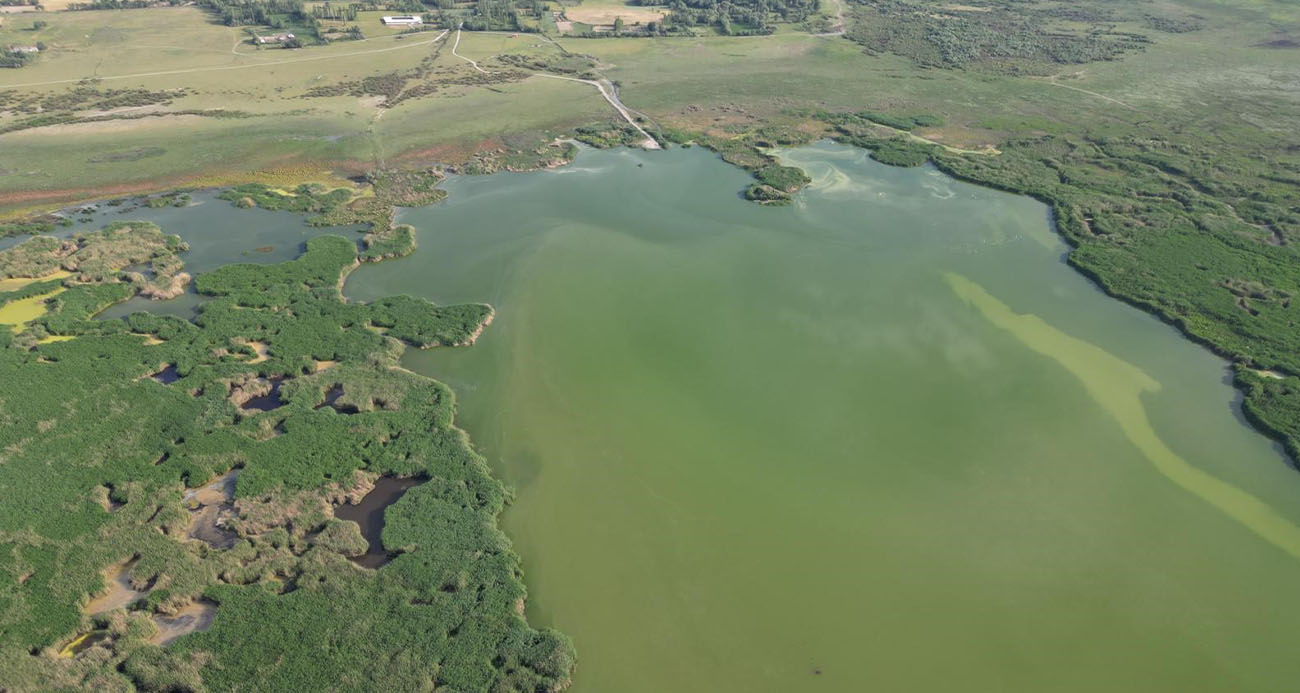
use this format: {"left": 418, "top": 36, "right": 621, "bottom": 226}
{"left": 0, "top": 0, "right": 1296, "bottom": 218}
{"left": 562, "top": 0, "right": 667, "bottom": 28}
{"left": 0, "top": 9, "right": 616, "bottom": 212}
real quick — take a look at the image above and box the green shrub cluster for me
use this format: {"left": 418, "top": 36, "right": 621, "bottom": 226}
{"left": 845, "top": 0, "right": 1157, "bottom": 73}
{"left": 0, "top": 216, "right": 59, "bottom": 240}
{"left": 431, "top": 0, "right": 549, "bottom": 32}
{"left": 650, "top": 0, "right": 818, "bottom": 35}
{"left": 0, "top": 85, "right": 182, "bottom": 117}
{"left": 867, "top": 142, "right": 930, "bottom": 167}
{"left": 219, "top": 183, "right": 354, "bottom": 216}
{"left": 0, "top": 46, "right": 39, "bottom": 70}
{"left": 573, "top": 122, "right": 650, "bottom": 149}
{"left": 852, "top": 111, "right": 944, "bottom": 131}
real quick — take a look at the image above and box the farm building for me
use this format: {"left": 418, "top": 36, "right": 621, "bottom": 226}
{"left": 255, "top": 33, "right": 296, "bottom": 44}
{"left": 381, "top": 15, "right": 422, "bottom": 26}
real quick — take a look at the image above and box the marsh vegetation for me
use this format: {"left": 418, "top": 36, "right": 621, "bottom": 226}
{"left": 0, "top": 205, "right": 572, "bottom": 690}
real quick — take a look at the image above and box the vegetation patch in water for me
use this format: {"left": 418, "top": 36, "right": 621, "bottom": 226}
{"left": 0, "top": 218, "right": 573, "bottom": 690}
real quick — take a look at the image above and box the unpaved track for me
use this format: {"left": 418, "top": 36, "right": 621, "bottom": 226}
{"left": 452, "top": 27, "right": 491, "bottom": 74}
{"left": 814, "top": 0, "right": 846, "bottom": 37}
{"left": 533, "top": 74, "right": 659, "bottom": 149}
{"left": 1038, "top": 74, "right": 1141, "bottom": 111}
{"left": 449, "top": 29, "right": 659, "bottom": 149}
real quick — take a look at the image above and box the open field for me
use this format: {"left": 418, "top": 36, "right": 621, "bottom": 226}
{"left": 561, "top": 0, "right": 667, "bottom": 28}
{"left": 0, "top": 9, "right": 612, "bottom": 211}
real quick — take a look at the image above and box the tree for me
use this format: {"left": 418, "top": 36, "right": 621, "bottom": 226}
{"left": 613, "top": 15, "right": 624, "bottom": 33}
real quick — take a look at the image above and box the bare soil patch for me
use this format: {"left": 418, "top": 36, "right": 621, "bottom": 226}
{"left": 564, "top": 4, "right": 666, "bottom": 25}
{"left": 18, "top": 114, "right": 203, "bottom": 137}
{"left": 186, "top": 470, "right": 239, "bottom": 548}
{"left": 151, "top": 600, "right": 217, "bottom": 646}
{"left": 84, "top": 559, "right": 148, "bottom": 614}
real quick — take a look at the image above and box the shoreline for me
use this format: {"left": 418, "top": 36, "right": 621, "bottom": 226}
{"left": 10, "top": 136, "right": 1299, "bottom": 470}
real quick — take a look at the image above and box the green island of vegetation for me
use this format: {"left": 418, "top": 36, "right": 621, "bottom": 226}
{"left": 0, "top": 0, "right": 1299, "bottom": 688}
{"left": 0, "top": 201, "right": 572, "bottom": 688}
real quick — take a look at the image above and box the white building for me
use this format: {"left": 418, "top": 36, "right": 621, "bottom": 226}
{"left": 381, "top": 15, "right": 423, "bottom": 26}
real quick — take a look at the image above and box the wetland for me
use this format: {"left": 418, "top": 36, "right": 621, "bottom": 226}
{"left": 5, "top": 143, "right": 1300, "bottom": 691}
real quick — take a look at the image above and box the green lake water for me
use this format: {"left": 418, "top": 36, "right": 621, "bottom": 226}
{"left": 83, "top": 143, "right": 1300, "bottom": 691}
{"left": 342, "top": 143, "right": 1300, "bottom": 692}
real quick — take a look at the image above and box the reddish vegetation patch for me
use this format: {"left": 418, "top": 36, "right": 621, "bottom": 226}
{"left": 0, "top": 157, "right": 363, "bottom": 217}
{"left": 389, "top": 139, "right": 493, "bottom": 168}
{"left": 0, "top": 180, "right": 181, "bottom": 210}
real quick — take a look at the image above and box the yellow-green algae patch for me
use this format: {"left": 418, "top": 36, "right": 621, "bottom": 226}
{"left": 57, "top": 631, "right": 107, "bottom": 658}
{"left": 0, "top": 270, "right": 73, "bottom": 293}
{"left": 945, "top": 271, "right": 1300, "bottom": 559}
{"left": 0, "top": 287, "right": 66, "bottom": 332}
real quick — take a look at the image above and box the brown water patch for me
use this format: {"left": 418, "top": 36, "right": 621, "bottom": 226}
{"left": 316, "top": 384, "right": 343, "bottom": 408}
{"left": 237, "top": 377, "right": 285, "bottom": 413}
{"left": 84, "top": 558, "right": 148, "bottom": 614}
{"left": 151, "top": 600, "right": 216, "bottom": 646}
{"left": 186, "top": 470, "right": 239, "bottom": 549}
{"left": 333, "top": 476, "right": 424, "bottom": 568}
{"left": 315, "top": 384, "right": 358, "bottom": 413}
{"left": 150, "top": 364, "right": 181, "bottom": 384}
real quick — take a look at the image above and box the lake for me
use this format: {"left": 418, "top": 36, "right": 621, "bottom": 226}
{"left": 94, "top": 142, "right": 1300, "bottom": 691}
{"left": 348, "top": 143, "right": 1300, "bottom": 692}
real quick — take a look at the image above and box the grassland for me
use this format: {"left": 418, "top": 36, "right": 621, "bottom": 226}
{"left": 0, "top": 9, "right": 610, "bottom": 211}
